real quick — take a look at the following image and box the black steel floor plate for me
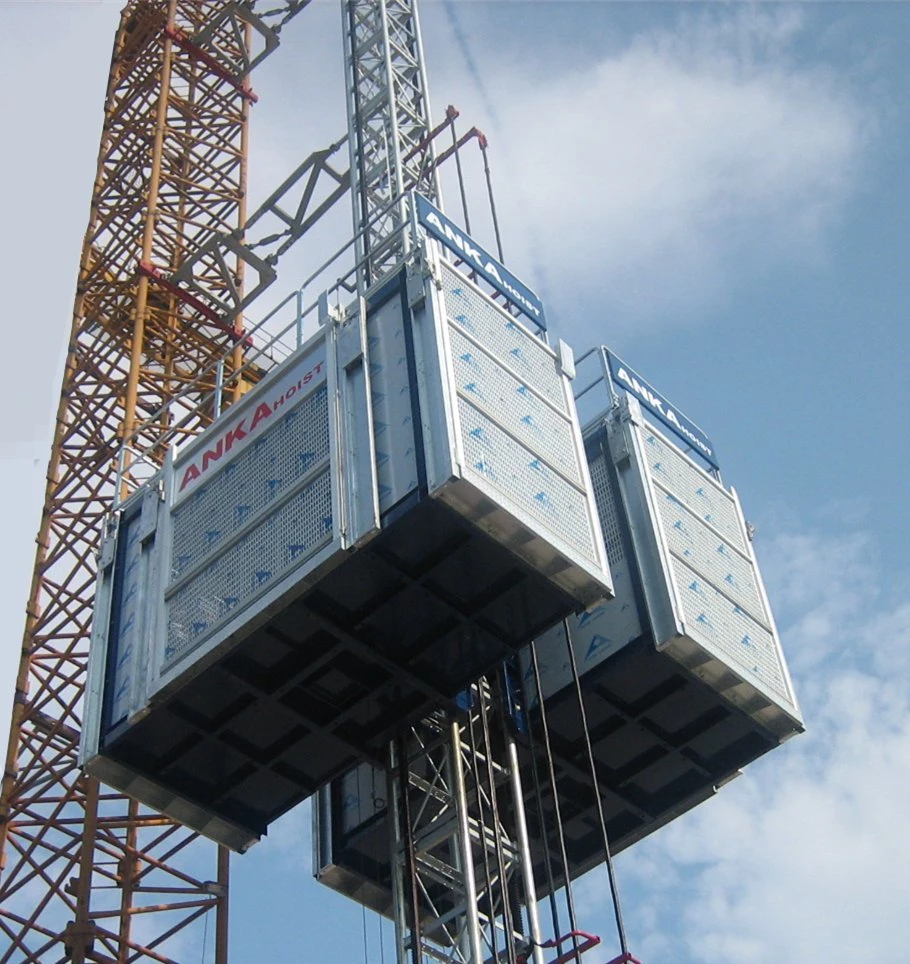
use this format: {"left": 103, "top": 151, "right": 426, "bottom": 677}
{"left": 101, "top": 498, "right": 580, "bottom": 843}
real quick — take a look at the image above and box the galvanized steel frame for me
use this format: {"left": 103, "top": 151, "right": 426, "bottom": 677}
{"left": 342, "top": 0, "right": 441, "bottom": 293}
{"left": 389, "top": 685, "right": 543, "bottom": 964}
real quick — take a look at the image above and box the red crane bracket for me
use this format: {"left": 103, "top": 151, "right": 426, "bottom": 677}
{"left": 137, "top": 260, "right": 254, "bottom": 348}
{"left": 165, "top": 25, "right": 259, "bottom": 102}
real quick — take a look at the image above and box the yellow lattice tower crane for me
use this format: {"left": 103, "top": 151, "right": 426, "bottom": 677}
{"left": 0, "top": 3, "right": 275, "bottom": 959}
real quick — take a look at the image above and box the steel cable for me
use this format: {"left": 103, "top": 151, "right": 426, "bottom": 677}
{"left": 529, "top": 641, "right": 580, "bottom": 961}
{"left": 563, "top": 618, "right": 630, "bottom": 956}
{"left": 479, "top": 136, "right": 505, "bottom": 264}
{"left": 449, "top": 112, "right": 472, "bottom": 236}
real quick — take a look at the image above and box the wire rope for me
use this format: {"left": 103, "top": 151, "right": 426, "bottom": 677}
{"left": 529, "top": 641, "right": 580, "bottom": 960}
{"left": 449, "top": 112, "right": 472, "bottom": 235}
{"left": 563, "top": 618, "right": 630, "bottom": 956}
{"left": 479, "top": 137, "right": 505, "bottom": 263}
{"left": 200, "top": 904, "right": 209, "bottom": 964}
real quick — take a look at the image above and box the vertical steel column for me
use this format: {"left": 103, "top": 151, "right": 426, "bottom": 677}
{"left": 450, "top": 720, "right": 484, "bottom": 963}
{"left": 508, "top": 739, "right": 545, "bottom": 964}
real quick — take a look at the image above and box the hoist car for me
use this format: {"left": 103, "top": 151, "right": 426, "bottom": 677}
{"left": 313, "top": 360, "right": 803, "bottom": 912}
{"left": 79, "top": 238, "right": 613, "bottom": 853}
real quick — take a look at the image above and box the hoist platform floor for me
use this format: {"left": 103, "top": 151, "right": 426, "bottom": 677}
{"left": 312, "top": 633, "right": 787, "bottom": 914}
{"left": 514, "top": 634, "right": 781, "bottom": 888}
{"left": 94, "top": 496, "right": 581, "bottom": 852}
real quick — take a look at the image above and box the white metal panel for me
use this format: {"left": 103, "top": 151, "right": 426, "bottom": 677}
{"left": 438, "top": 261, "right": 566, "bottom": 413}
{"left": 521, "top": 443, "right": 642, "bottom": 704}
{"left": 618, "top": 397, "right": 801, "bottom": 722}
{"left": 434, "top": 259, "right": 608, "bottom": 581}
{"left": 172, "top": 341, "right": 328, "bottom": 505}
{"left": 163, "top": 340, "right": 333, "bottom": 671}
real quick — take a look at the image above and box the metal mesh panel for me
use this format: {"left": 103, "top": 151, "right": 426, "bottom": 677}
{"left": 170, "top": 385, "right": 329, "bottom": 581}
{"left": 439, "top": 261, "right": 566, "bottom": 414}
{"left": 655, "top": 489, "right": 765, "bottom": 622}
{"left": 458, "top": 396, "right": 596, "bottom": 562}
{"left": 672, "top": 555, "right": 790, "bottom": 702}
{"left": 164, "top": 470, "right": 333, "bottom": 667}
{"left": 641, "top": 428, "right": 744, "bottom": 550}
{"left": 448, "top": 326, "right": 581, "bottom": 486}
{"left": 588, "top": 451, "right": 624, "bottom": 569}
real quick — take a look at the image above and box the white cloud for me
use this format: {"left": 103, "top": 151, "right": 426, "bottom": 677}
{"left": 607, "top": 517, "right": 910, "bottom": 964}
{"left": 757, "top": 527, "right": 879, "bottom": 675}
{"left": 440, "top": 6, "right": 874, "bottom": 328}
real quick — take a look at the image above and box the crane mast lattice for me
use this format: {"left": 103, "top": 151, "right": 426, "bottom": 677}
{"left": 0, "top": 2, "right": 299, "bottom": 959}
{"left": 343, "top": 0, "right": 440, "bottom": 292}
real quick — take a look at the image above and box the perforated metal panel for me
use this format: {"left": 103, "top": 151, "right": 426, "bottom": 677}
{"left": 170, "top": 386, "right": 329, "bottom": 581}
{"left": 165, "top": 470, "right": 332, "bottom": 666}
{"left": 640, "top": 429, "right": 744, "bottom": 549}
{"left": 625, "top": 408, "right": 798, "bottom": 714}
{"left": 164, "top": 378, "right": 331, "bottom": 669}
{"left": 655, "top": 491, "right": 763, "bottom": 617}
{"left": 589, "top": 447, "right": 625, "bottom": 568}
{"left": 436, "top": 261, "right": 599, "bottom": 570}
{"left": 448, "top": 327, "right": 582, "bottom": 486}
{"left": 440, "top": 261, "right": 566, "bottom": 413}
{"left": 457, "top": 397, "right": 596, "bottom": 563}
{"left": 672, "top": 556, "right": 786, "bottom": 697}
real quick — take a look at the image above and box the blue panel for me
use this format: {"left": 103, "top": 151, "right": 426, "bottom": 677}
{"left": 102, "top": 510, "right": 143, "bottom": 733}
{"left": 606, "top": 351, "right": 719, "bottom": 469}
{"left": 415, "top": 193, "right": 546, "bottom": 329}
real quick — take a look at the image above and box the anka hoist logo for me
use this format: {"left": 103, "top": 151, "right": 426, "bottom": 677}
{"left": 175, "top": 354, "right": 326, "bottom": 500}
{"left": 606, "top": 351, "right": 719, "bottom": 469}
{"left": 415, "top": 193, "right": 546, "bottom": 328}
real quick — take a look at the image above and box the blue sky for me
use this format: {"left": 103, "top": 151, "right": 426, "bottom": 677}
{"left": 1, "top": 2, "right": 909, "bottom": 962}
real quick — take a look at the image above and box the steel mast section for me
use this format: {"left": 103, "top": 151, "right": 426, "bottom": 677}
{"left": 340, "top": 3, "right": 543, "bottom": 961}
{"left": 342, "top": 0, "right": 441, "bottom": 293}
{"left": 0, "top": 2, "right": 304, "bottom": 960}
{"left": 388, "top": 681, "right": 545, "bottom": 964}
